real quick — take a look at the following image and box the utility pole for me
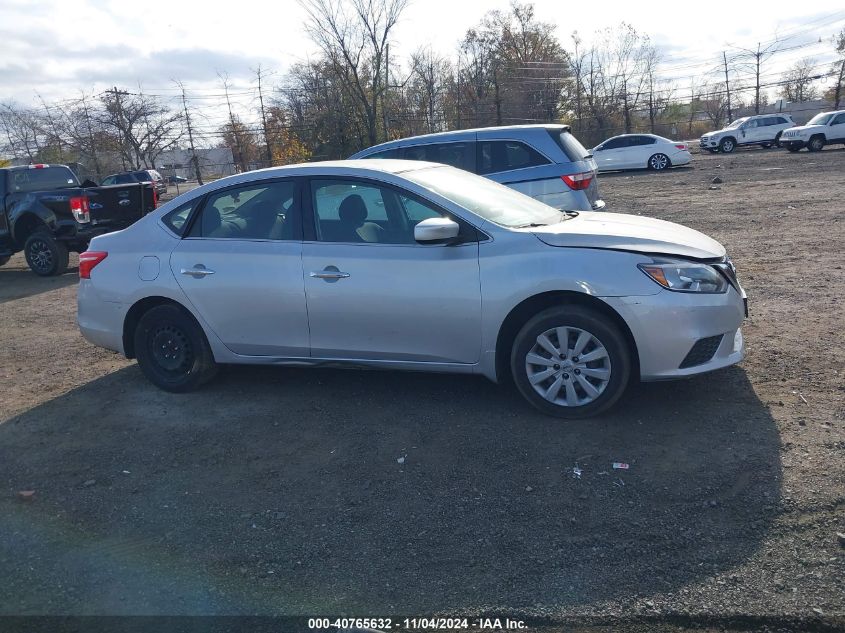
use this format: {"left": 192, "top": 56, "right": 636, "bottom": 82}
{"left": 80, "top": 92, "right": 101, "bottom": 178}
{"left": 382, "top": 43, "right": 390, "bottom": 140}
{"left": 722, "top": 51, "right": 733, "bottom": 121}
{"left": 178, "top": 82, "right": 203, "bottom": 185}
{"left": 733, "top": 40, "right": 780, "bottom": 115}
{"left": 220, "top": 72, "right": 246, "bottom": 172}
{"left": 110, "top": 86, "right": 129, "bottom": 170}
{"left": 255, "top": 65, "right": 273, "bottom": 167}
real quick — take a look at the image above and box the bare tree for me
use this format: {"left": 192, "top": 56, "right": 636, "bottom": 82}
{"left": 829, "top": 28, "right": 845, "bottom": 108}
{"left": 733, "top": 40, "right": 781, "bottom": 114}
{"left": 298, "top": 0, "right": 410, "bottom": 146}
{"left": 409, "top": 47, "right": 450, "bottom": 133}
{"left": 780, "top": 58, "right": 821, "bottom": 103}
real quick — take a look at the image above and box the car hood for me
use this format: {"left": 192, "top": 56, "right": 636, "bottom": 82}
{"left": 783, "top": 124, "right": 822, "bottom": 135}
{"left": 528, "top": 212, "right": 726, "bottom": 259}
{"left": 704, "top": 128, "right": 733, "bottom": 137}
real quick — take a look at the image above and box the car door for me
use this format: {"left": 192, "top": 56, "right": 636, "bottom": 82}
{"left": 592, "top": 137, "right": 628, "bottom": 170}
{"left": 830, "top": 113, "right": 845, "bottom": 142}
{"left": 301, "top": 177, "right": 482, "bottom": 364}
{"left": 621, "top": 136, "right": 655, "bottom": 168}
{"left": 169, "top": 178, "right": 310, "bottom": 357}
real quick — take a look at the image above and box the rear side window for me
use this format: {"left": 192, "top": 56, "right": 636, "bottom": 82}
{"left": 402, "top": 142, "right": 476, "bottom": 172}
{"left": 477, "top": 140, "right": 550, "bottom": 175}
{"left": 189, "top": 180, "right": 300, "bottom": 240}
{"left": 548, "top": 130, "right": 591, "bottom": 162}
{"left": 7, "top": 166, "right": 79, "bottom": 193}
{"left": 629, "top": 136, "right": 656, "bottom": 146}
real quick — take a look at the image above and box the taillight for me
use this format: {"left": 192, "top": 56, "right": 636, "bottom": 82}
{"left": 79, "top": 251, "right": 108, "bottom": 279}
{"left": 561, "top": 172, "right": 593, "bottom": 191}
{"left": 69, "top": 196, "right": 91, "bottom": 223}
{"left": 675, "top": 144, "right": 687, "bottom": 150}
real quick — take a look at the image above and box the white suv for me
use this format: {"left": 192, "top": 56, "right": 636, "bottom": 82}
{"left": 780, "top": 110, "right": 845, "bottom": 152}
{"left": 699, "top": 114, "right": 795, "bottom": 153}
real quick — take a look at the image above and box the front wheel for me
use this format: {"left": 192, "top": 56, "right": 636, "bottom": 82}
{"left": 808, "top": 136, "right": 825, "bottom": 152}
{"left": 719, "top": 138, "right": 736, "bottom": 153}
{"left": 511, "top": 306, "right": 631, "bottom": 419}
{"left": 24, "top": 231, "right": 68, "bottom": 276}
{"left": 134, "top": 304, "right": 218, "bottom": 392}
{"left": 648, "top": 153, "right": 670, "bottom": 171}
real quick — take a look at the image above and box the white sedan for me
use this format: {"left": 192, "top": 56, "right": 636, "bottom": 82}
{"left": 592, "top": 134, "right": 692, "bottom": 172}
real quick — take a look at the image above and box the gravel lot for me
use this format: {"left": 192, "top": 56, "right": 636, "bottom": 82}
{"left": 1, "top": 148, "right": 843, "bottom": 631}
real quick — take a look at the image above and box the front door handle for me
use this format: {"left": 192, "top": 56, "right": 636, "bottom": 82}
{"left": 310, "top": 266, "right": 350, "bottom": 282}
{"left": 181, "top": 264, "right": 215, "bottom": 278}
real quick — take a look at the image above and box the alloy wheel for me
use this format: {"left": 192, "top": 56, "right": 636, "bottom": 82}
{"left": 525, "top": 326, "right": 612, "bottom": 407}
{"left": 27, "top": 238, "right": 53, "bottom": 274}
{"left": 649, "top": 153, "right": 669, "bottom": 170}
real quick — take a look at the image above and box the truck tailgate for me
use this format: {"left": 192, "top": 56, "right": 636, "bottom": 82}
{"left": 85, "top": 184, "right": 155, "bottom": 230}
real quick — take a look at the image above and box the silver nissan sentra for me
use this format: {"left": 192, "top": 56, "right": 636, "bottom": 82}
{"left": 77, "top": 160, "right": 746, "bottom": 418}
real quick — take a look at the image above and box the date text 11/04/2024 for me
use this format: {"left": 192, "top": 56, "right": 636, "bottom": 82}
{"left": 308, "top": 617, "right": 528, "bottom": 630}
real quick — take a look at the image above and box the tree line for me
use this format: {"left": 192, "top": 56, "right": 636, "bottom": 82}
{"left": 2, "top": 1, "right": 844, "bottom": 179}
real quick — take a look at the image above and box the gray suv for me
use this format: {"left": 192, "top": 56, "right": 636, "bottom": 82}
{"left": 350, "top": 125, "right": 605, "bottom": 211}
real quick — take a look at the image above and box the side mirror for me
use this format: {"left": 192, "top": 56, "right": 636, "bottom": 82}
{"left": 414, "top": 217, "right": 460, "bottom": 243}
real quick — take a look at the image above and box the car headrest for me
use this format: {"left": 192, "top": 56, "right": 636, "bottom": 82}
{"left": 203, "top": 205, "right": 222, "bottom": 235}
{"left": 338, "top": 194, "right": 367, "bottom": 226}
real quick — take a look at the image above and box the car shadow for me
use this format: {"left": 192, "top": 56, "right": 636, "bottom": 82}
{"left": 0, "top": 363, "right": 781, "bottom": 616}
{"left": 0, "top": 263, "right": 79, "bottom": 305}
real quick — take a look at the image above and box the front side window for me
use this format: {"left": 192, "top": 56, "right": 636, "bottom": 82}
{"left": 477, "top": 140, "right": 550, "bottom": 174}
{"left": 311, "top": 179, "right": 450, "bottom": 245}
{"left": 831, "top": 113, "right": 845, "bottom": 125}
{"left": 189, "top": 180, "right": 299, "bottom": 240}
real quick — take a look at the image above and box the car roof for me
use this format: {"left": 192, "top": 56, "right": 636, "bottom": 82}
{"left": 354, "top": 124, "right": 570, "bottom": 154}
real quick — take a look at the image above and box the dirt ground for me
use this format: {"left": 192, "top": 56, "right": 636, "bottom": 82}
{"left": 1, "top": 147, "right": 843, "bottom": 631}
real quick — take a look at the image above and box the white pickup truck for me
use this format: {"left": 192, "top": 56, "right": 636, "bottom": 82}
{"left": 699, "top": 114, "right": 795, "bottom": 153}
{"left": 779, "top": 110, "right": 845, "bottom": 152}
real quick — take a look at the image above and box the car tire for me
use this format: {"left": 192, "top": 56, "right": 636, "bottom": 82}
{"left": 134, "top": 304, "right": 218, "bottom": 392}
{"left": 774, "top": 131, "right": 782, "bottom": 148}
{"left": 24, "top": 231, "right": 69, "bottom": 276}
{"left": 0, "top": 255, "right": 10, "bottom": 267}
{"left": 648, "top": 153, "right": 670, "bottom": 170}
{"left": 510, "top": 305, "right": 631, "bottom": 419}
{"left": 807, "top": 136, "right": 825, "bottom": 152}
{"left": 719, "top": 137, "right": 736, "bottom": 153}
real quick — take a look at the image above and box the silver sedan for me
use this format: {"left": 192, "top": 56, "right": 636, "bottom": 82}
{"left": 78, "top": 160, "right": 746, "bottom": 418}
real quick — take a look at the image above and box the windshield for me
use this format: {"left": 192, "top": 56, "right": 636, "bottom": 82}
{"left": 725, "top": 118, "right": 748, "bottom": 129}
{"left": 405, "top": 165, "right": 563, "bottom": 227}
{"left": 807, "top": 113, "right": 833, "bottom": 125}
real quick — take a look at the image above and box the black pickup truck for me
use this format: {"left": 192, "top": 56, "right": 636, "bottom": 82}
{"left": 0, "top": 164, "right": 157, "bottom": 275}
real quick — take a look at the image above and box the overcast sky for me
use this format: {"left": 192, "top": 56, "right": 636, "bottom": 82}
{"left": 2, "top": 0, "right": 844, "bottom": 128}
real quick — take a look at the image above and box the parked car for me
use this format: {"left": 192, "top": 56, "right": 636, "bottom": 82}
{"left": 592, "top": 134, "right": 691, "bottom": 172}
{"left": 78, "top": 160, "right": 746, "bottom": 419}
{"left": 102, "top": 169, "right": 168, "bottom": 196}
{"left": 350, "top": 124, "right": 605, "bottom": 211}
{"left": 699, "top": 114, "right": 795, "bottom": 153}
{"left": 168, "top": 175, "right": 188, "bottom": 184}
{"left": 779, "top": 110, "right": 845, "bottom": 152}
{"left": 0, "top": 164, "right": 157, "bottom": 275}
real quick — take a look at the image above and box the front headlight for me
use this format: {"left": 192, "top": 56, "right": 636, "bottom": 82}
{"left": 638, "top": 259, "right": 728, "bottom": 293}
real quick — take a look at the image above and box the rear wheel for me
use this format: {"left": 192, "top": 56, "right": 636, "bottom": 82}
{"left": 719, "top": 137, "right": 736, "bottom": 153}
{"left": 648, "top": 153, "right": 670, "bottom": 170}
{"left": 511, "top": 306, "right": 631, "bottom": 419}
{"left": 134, "top": 304, "right": 218, "bottom": 392}
{"left": 808, "top": 136, "right": 825, "bottom": 152}
{"left": 0, "top": 256, "right": 10, "bottom": 267}
{"left": 24, "top": 231, "right": 68, "bottom": 276}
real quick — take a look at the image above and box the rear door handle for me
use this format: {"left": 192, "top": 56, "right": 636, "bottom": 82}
{"left": 310, "top": 266, "right": 350, "bottom": 282}
{"left": 310, "top": 271, "right": 350, "bottom": 279}
{"left": 181, "top": 265, "right": 215, "bottom": 278}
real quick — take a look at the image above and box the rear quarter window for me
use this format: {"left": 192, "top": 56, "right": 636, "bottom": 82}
{"left": 478, "top": 140, "right": 550, "bottom": 174}
{"left": 547, "top": 130, "right": 592, "bottom": 162}
{"left": 162, "top": 198, "right": 201, "bottom": 236}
